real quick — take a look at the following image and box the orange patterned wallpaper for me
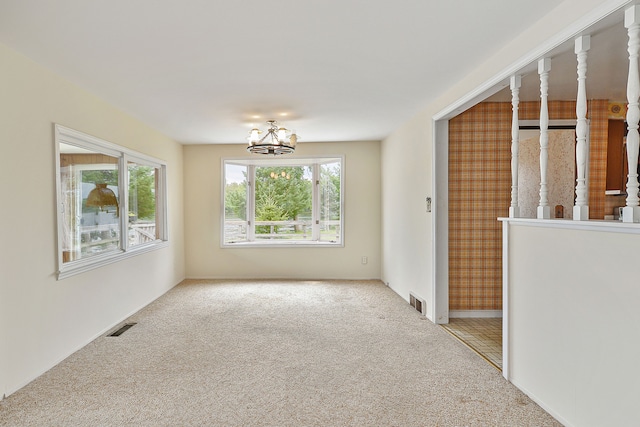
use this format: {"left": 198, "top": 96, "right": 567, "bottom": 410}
{"left": 448, "top": 100, "right": 609, "bottom": 311}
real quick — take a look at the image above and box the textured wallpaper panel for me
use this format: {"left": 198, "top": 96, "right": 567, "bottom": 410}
{"left": 518, "top": 130, "right": 576, "bottom": 219}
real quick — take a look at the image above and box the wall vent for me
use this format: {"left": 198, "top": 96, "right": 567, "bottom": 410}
{"left": 108, "top": 323, "right": 137, "bottom": 337}
{"left": 409, "top": 292, "right": 426, "bottom": 315}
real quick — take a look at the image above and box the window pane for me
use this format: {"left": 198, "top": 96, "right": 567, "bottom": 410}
{"left": 254, "top": 166, "right": 312, "bottom": 241}
{"left": 319, "top": 161, "right": 341, "bottom": 243}
{"left": 224, "top": 163, "right": 248, "bottom": 243}
{"left": 128, "top": 162, "right": 158, "bottom": 247}
{"left": 221, "top": 158, "right": 343, "bottom": 246}
{"left": 59, "top": 146, "right": 120, "bottom": 262}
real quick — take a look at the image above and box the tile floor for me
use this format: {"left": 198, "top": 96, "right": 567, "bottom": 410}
{"left": 441, "top": 318, "right": 502, "bottom": 370}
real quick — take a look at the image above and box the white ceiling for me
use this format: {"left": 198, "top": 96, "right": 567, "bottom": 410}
{"left": 487, "top": 17, "right": 630, "bottom": 104}
{"left": 0, "top": 0, "right": 619, "bottom": 144}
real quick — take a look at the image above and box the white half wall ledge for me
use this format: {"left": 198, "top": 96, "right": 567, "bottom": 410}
{"left": 498, "top": 217, "right": 640, "bottom": 234}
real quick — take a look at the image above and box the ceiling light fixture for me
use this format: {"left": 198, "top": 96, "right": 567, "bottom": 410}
{"left": 247, "top": 120, "right": 298, "bottom": 155}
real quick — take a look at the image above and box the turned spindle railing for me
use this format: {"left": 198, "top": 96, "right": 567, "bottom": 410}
{"left": 506, "top": 5, "right": 640, "bottom": 223}
{"left": 624, "top": 5, "right": 640, "bottom": 223}
{"left": 573, "top": 35, "right": 590, "bottom": 221}
{"left": 509, "top": 75, "right": 521, "bottom": 218}
{"left": 537, "top": 58, "right": 551, "bottom": 219}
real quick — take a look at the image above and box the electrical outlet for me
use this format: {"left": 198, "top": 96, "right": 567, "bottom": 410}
{"left": 361, "top": 256, "right": 368, "bottom": 265}
{"left": 426, "top": 196, "right": 432, "bottom": 212}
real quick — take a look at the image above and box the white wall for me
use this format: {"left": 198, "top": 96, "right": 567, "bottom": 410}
{"left": 0, "top": 43, "right": 185, "bottom": 398}
{"left": 380, "top": 113, "right": 433, "bottom": 314}
{"left": 506, "top": 223, "right": 640, "bottom": 426}
{"left": 183, "top": 141, "right": 381, "bottom": 280}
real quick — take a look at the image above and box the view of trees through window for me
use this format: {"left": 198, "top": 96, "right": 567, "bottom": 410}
{"left": 128, "top": 163, "right": 159, "bottom": 247}
{"left": 223, "top": 158, "right": 342, "bottom": 244}
{"left": 254, "top": 166, "right": 312, "bottom": 237}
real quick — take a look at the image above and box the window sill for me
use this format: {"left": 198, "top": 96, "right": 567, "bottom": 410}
{"left": 222, "top": 240, "right": 343, "bottom": 248}
{"left": 57, "top": 240, "right": 169, "bottom": 280}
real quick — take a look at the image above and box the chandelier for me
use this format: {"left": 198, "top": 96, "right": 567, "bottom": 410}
{"left": 247, "top": 120, "right": 298, "bottom": 155}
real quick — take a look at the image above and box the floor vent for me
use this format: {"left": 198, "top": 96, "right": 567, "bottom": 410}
{"left": 108, "top": 323, "right": 137, "bottom": 337}
{"left": 409, "top": 292, "right": 426, "bottom": 315}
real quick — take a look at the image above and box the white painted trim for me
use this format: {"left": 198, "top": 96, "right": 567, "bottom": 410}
{"left": 509, "top": 75, "right": 522, "bottom": 218}
{"left": 223, "top": 241, "right": 342, "bottom": 248}
{"left": 498, "top": 217, "right": 640, "bottom": 234}
{"left": 449, "top": 310, "right": 503, "bottom": 318}
{"left": 57, "top": 241, "right": 170, "bottom": 280}
{"left": 55, "top": 124, "right": 165, "bottom": 166}
{"left": 502, "top": 221, "right": 510, "bottom": 381}
{"left": 432, "top": 118, "right": 449, "bottom": 324}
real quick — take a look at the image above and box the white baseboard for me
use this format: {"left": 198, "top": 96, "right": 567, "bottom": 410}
{"left": 449, "top": 310, "right": 502, "bottom": 318}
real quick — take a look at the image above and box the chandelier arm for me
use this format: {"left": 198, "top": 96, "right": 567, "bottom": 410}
{"left": 258, "top": 131, "right": 272, "bottom": 144}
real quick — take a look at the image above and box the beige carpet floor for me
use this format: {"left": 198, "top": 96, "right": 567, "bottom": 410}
{"left": 0, "top": 280, "right": 560, "bottom": 426}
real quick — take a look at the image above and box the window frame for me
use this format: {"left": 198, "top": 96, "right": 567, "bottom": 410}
{"left": 54, "top": 124, "right": 168, "bottom": 279}
{"left": 221, "top": 156, "right": 344, "bottom": 248}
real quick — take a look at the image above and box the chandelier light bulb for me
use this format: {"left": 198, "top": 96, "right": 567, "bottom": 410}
{"left": 249, "top": 128, "right": 260, "bottom": 144}
{"left": 277, "top": 127, "right": 287, "bottom": 143}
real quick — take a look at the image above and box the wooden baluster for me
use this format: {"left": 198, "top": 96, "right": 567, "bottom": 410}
{"left": 573, "top": 35, "right": 590, "bottom": 221}
{"left": 624, "top": 5, "right": 640, "bottom": 222}
{"left": 538, "top": 58, "right": 551, "bottom": 219}
{"left": 510, "top": 75, "right": 521, "bottom": 218}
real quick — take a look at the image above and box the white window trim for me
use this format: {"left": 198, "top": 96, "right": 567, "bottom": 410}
{"left": 221, "top": 156, "right": 345, "bottom": 248}
{"left": 54, "top": 124, "right": 169, "bottom": 280}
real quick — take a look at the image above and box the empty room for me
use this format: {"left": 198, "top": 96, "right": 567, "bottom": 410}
{"left": 1, "top": 1, "right": 639, "bottom": 426}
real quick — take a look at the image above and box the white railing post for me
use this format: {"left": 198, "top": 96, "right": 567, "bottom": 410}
{"left": 574, "top": 35, "right": 590, "bottom": 221}
{"left": 538, "top": 58, "right": 551, "bottom": 219}
{"left": 624, "top": 5, "right": 640, "bottom": 223}
{"left": 510, "top": 75, "right": 522, "bottom": 218}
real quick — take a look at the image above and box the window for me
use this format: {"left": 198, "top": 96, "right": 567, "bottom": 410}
{"left": 55, "top": 125, "right": 168, "bottom": 279}
{"left": 223, "top": 157, "right": 343, "bottom": 246}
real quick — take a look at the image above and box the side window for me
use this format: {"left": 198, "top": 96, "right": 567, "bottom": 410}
{"left": 319, "top": 160, "right": 342, "bottom": 243}
{"left": 59, "top": 147, "right": 121, "bottom": 262}
{"left": 223, "top": 163, "right": 248, "bottom": 244}
{"left": 128, "top": 162, "right": 161, "bottom": 247}
{"left": 55, "top": 125, "right": 168, "bottom": 279}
